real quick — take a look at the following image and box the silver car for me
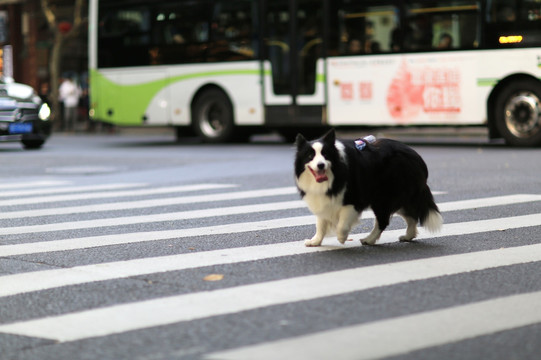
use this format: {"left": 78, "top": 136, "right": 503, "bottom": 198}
{"left": 0, "top": 78, "right": 52, "bottom": 149}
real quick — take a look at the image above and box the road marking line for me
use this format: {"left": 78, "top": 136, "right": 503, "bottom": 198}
{"left": 0, "top": 183, "right": 146, "bottom": 199}
{"left": 0, "top": 186, "right": 297, "bottom": 219}
{"left": 438, "top": 194, "right": 541, "bottom": 212}
{"left": 205, "top": 290, "right": 541, "bottom": 360}
{"left": 2, "top": 212, "right": 541, "bottom": 296}
{"left": 0, "top": 216, "right": 314, "bottom": 257}
{"left": 0, "top": 183, "right": 235, "bottom": 207}
{"left": 1, "top": 191, "right": 540, "bottom": 256}
{"left": 1, "top": 244, "right": 540, "bottom": 342}
{"left": 0, "top": 241, "right": 309, "bottom": 297}
{"left": 0, "top": 180, "right": 70, "bottom": 190}
{"left": 0, "top": 200, "right": 304, "bottom": 235}
{"left": 2, "top": 210, "right": 541, "bottom": 257}
{"left": 1, "top": 194, "right": 539, "bottom": 235}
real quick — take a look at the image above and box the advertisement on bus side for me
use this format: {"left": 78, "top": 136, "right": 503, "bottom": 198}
{"left": 327, "top": 52, "right": 484, "bottom": 126}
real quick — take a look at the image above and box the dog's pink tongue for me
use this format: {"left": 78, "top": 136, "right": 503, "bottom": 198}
{"left": 315, "top": 172, "right": 328, "bottom": 183}
{"left": 311, "top": 169, "right": 328, "bottom": 183}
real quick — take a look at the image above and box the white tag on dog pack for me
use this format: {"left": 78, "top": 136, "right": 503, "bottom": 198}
{"left": 355, "top": 135, "right": 376, "bottom": 151}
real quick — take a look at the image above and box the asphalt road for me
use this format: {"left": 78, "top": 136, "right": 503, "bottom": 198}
{"left": 1, "top": 130, "right": 541, "bottom": 360}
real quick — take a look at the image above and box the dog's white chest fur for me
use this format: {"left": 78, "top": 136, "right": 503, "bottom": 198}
{"left": 295, "top": 137, "right": 361, "bottom": 246}
{"left": 301, "top": 186, "right": 359, "bottom": 246}
{"left": 297, "top": 167, "right": 359, "bottom": 246}
{"left": 302, "top": 190, "right": 344, "bottom": 222}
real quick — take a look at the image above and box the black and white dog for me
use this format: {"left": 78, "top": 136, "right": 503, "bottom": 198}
{"left": 295, "top": 129, "right": 442, "bottom": 246}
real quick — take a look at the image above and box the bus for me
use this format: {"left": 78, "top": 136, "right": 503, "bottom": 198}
{"left": 89, "top": 0, "right": 541, "bottom": 146}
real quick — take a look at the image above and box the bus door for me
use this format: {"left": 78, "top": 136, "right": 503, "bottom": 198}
{"left": 262, "top": 0, "right": 326, "bottom": 127}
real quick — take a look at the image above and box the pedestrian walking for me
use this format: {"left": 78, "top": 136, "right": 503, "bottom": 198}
{"left": 59, "top": 77, "right": 81, "bottom": 131}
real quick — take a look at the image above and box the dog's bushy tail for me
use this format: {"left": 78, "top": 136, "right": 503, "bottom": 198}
{"left": 419, "top": 185, "right": 443, "bottom": 233}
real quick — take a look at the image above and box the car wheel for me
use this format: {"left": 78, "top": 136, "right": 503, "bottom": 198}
{"left": 22, "top": 139, "right": 45, "bottom": 150}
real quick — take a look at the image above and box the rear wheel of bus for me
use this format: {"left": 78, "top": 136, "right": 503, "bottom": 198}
{"left": 495, "top": 79, "right": 541, "bottom": 147}
{"left": 192, "top": 89, "right": 235, "bottom": 143}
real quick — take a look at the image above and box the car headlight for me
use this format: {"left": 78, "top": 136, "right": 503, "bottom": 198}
{"left": 38, "top": 103, "right": 51, "bottom": 121}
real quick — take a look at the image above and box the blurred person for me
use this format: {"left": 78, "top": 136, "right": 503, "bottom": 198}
{"left": 348, "top": 38, "right": 362, "bottom": 54}
{"left": 39, "top": 82, "right": 50, "bottom": 105}
{"left": 59, "top": 77, "right": 81, "bottom": 131}
{"left": 498, "top": 6, "right": 516, "bottom": 22}
{"left": 437, "top": 33, "right": 453, "bottom": 49}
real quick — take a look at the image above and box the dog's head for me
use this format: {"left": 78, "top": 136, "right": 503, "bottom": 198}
{"left": 295, "top": 129, "right": 343, "bottom": 192}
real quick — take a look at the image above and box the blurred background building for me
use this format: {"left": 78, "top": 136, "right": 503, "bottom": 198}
{"left": 0, "top": 0, "right": 87, "bottom": 91}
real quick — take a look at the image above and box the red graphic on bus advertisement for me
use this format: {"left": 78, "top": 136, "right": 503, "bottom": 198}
{"left": 340, "top": 82, "right": 354, "bottom": 100}
{"left": 387, "top": 61, "right": 461, "bottom": 122}
{"left": 340, "top": 81, "right": 373, "bottom": 101}
{"left": 359, "top": 82, "right": 373, "bottom": 100}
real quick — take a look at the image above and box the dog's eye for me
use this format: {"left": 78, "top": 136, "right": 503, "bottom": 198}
{"left": 321, "top": 147, "right": 330, "bottom": 158}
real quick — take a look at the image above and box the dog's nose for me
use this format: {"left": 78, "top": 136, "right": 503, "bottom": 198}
{"left": 317, "top": 162, "right": 325, "bottom": 170}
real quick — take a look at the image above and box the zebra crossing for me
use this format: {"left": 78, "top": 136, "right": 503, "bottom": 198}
{"left": 1, "top": 179, "right": 541, "bottom": 359}
{"left": 207, "top": 290, "right": 541, "bottom": 360}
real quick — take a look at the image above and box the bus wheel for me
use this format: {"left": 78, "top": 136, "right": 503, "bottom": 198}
{"left": 495, "top": 80, "right": 541, "bottom": 146}
{"left": 192, "top": 89, "right": 234, "bottom": 143}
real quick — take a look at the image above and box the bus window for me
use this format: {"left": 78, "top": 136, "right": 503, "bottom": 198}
{"left": 98, "top": 0, "right": 258, "bottom": 67}
{"left": 98, "top": 7, "right": 152, "bottom": 67}
{"left": 486, "top": 0, "right": 517, "bottom": 22}
{"left": 337, "top": 2, "right": 399, "bottom": 55}
{"left": 151, "top": 2, "right": 210, "bottom": 65}
{"left": 264, "top": 2, "right": 292, "bottom": 95}
{"left": 208, "top": 0, "right": 258, "bottom": 62}
{"left": 207, "top": 0, "right": 258, "bottom": 61}
{"left": 523, "top": 0, "right": 541, "bottom": 21}
{"left": 485, "top": 0, "right": 541, "bottom": 47}
{"left": 489, "top": 0, "right": 541, "bottom": 25}
{"left": 298, "top": 0, "right": 323, "bottom": 95}
{"left": 405, "top": 1, "right": 480, "bottom": 51}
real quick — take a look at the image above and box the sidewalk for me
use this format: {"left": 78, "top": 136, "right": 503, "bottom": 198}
{"left": 337, "top": 126, "right": 497, "bottom": 146}
{"left": 53, "top": 125, "right": 497, "bottom": 146}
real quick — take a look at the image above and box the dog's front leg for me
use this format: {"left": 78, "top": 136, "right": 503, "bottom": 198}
{"left": 305, "top": 217, "right": 329, "bottom": 247}
{"left": 336, "top": 206, "right": 360, "bottom": 244}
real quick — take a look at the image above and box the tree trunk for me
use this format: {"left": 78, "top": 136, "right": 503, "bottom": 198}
{"left": 49, "top": 33, "right": 64, "bottom": 128}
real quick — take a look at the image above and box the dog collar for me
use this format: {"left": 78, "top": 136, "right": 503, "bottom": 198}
{"left": 355, "top": 135, "right": 376, "bottom": 151}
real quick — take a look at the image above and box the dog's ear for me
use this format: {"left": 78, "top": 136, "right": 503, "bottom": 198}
{"left": 321, "top": 128, "right": 336, "bottom": 144}
{"left": 295, "top": 133, "right": 308, "bottom": 149}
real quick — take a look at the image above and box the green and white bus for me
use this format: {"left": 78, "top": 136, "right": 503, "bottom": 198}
{"left": 89, "top": 0, "right": 541, "bottom": 145}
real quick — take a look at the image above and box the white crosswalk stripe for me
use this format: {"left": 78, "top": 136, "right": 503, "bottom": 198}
{"left": 0, "top": 183, "right": 234, "bottom": 206}
{"left": 0, "top": 185, "right": 295, "bottom": 219}
{"left": 1, "top": 194, "right": 539, "bottom": 235}
{"left": 0, "top": 180, "right": 70, "bottom": 190}
{"left": 205, "top": 291, "right": 541, "bottom": 360}
{"left": 0, "top": 182, "right": 147, "bottom": 198}
{"left": 1, "top": 180, "right": 541, "bottom": 358}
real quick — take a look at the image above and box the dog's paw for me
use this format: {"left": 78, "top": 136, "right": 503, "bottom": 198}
{"left": 361, "top": 241, "right": 376, "bottom": 246}
{"left": 399, "top": 235, "right": 415, "bottom": 242}
{"left": 304, "top": 239, "right": 321, "bottom": 247}
{"left": 360, "top": 237, "right": 378, "bottom": 246}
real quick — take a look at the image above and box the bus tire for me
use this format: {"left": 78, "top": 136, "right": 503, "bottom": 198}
{"left": 494, "top": 79, "right": 541, "bottom": 147}
{"left": 192, "top": 89, "right": 235, "bottom": 143}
